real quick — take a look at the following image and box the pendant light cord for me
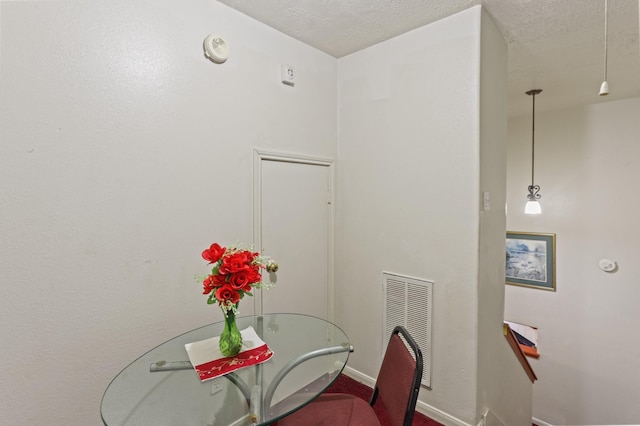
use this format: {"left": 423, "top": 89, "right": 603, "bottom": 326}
{"left": 525, "top": 89, "right": 542, "bottom": 198}
{"left": 531, "top": 92, "right": 536, "bottom": 186}
{"left": 603, "top": 0, "right": 608, "bottom": 82}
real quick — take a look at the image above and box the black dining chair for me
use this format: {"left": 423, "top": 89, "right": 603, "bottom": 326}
{"left": 277, "top": 325, "right": 423, "bottom": 426}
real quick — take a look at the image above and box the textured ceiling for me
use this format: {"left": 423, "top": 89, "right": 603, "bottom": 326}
{"left": 218, "top": 0, "right": 639, "bottom": 117}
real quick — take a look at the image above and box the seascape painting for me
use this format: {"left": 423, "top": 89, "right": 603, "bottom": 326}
{"left": 506, "top": 232, "right": 556, "bottom": 291}
{"left": 506, "top": 239, "right": 547, "bottom": 282}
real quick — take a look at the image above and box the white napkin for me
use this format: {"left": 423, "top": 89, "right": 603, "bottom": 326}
{"left": 184, "top": 326, "right": 273, "bottom": 381}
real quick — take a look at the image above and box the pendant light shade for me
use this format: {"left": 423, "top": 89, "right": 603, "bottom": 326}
{"left": 599, "top": 81, "right": 609, "bottom": 96}
{"left": 525, "top": 89, "right": 542, "bottom": 215}
{"left": 599, "top": 0, "right": 609, "bottom": 96}
{"left": 525, "top": 199, "right": 542, "bottom": 215}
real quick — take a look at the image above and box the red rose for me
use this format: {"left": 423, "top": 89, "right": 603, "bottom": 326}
{"left": 229, "top": 270, "right": 253, "bottom": 290}
{"left": 215, "top": 284, "right": 241, "bottom": 305}
{"left": 247, "top": 267, "right": 262, "bottom": 284}
{"left": 219, "top": 252, "right": 251, "bottom": 274}
{"left": 202, "top": 275, "right": 216, "bottom": 294}
{"left": 212, "top": 273, "right": 227, "bottom": 286}
{"left": 202, "top": 243, "right": 226, "bottom": 263}
{"left": 234, "top": 250, "right": 255, "bottom": 266}
{"left": 245, "top": 251, "right": 258, "bottom": 263}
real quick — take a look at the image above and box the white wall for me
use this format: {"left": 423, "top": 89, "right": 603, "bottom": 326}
{"left": 336, "top": 7, "right": 529, "bottom": 425}
{"left": 505, "top": 97, "right": 640, "bottom": 425}
{"left": 477, "top": 10, "right": 534, "bottom": 426}
{"left": 0, "top": 2, "right": 538, "bottom": 425}
{"left": 0, "top": 1, "right": 337, "bottom": 424}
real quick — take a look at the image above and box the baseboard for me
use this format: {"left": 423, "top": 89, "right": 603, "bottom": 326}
{"left": 341, "top": 366, "right": 472, "bottom": 426}
{"left": 415, "top": 399, "right": 471, "bottom": 426}
{"left": 341, "top": 365, "right": 376, "bottom": 385}
{"left": 532, "top": 417, "right": 553, "bottom": 426}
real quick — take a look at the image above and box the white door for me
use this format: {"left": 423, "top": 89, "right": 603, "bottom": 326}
{"left": 253, "top": 151, "right": 334, "bottom": 320}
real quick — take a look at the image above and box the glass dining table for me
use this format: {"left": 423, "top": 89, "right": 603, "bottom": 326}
{"left": 100, "top": 313, "right": 352, "bottom": 426}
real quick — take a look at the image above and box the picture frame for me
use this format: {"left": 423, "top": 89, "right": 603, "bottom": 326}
{"left": 506, "top": 231, "right": 556, "bottom": 291}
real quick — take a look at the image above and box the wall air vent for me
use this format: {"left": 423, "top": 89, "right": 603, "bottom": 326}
{"left": 383, "top": 271, "right": 433, "bottom": 388}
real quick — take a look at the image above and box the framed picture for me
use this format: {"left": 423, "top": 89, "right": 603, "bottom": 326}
{"left": 506, "top": 232, "right": 556, "bottom": 291}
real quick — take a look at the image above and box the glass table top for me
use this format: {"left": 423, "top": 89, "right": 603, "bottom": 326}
{"left": 101, "top": 313, "right": 351, "bottom": 426}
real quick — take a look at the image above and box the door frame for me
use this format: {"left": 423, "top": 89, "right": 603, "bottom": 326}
{"left": 253, "top": 148, "right": 336, "bottom": 321}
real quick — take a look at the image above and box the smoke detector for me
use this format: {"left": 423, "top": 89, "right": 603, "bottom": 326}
{"left": 203, "top": 35, "right": 229, "bottom": 64}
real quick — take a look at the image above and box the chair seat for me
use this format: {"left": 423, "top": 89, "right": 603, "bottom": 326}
{"left": 276, "top": 393, "right": 381, "bottom": 426}
{"left": 277, "top": 326, "right": 422, "bottom": 426}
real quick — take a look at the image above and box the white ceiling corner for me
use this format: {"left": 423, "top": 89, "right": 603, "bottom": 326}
{"left": 218, "top": 0, "right": 640, "bottom": 117}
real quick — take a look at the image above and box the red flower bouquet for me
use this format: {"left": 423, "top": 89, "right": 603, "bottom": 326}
{"left": 199, "top": 242, "right": 277, "bottom": 356}
{"left": 200, "top": 243, "right": 276, "bottom": 313}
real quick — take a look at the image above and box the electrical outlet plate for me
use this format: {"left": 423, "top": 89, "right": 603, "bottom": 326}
{"left": 210, "top": 378, "right": 223, "bottom": 395}
{"left": 281, "top": 64, "right": 295, "bottom": 85}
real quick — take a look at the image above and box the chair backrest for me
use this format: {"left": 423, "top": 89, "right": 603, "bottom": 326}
{"left": 370, "top": 326, "right": 423, "bottom": 426}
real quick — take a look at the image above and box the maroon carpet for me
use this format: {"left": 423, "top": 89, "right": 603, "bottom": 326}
{"left": 324, "top": 374, "right": 443, "bottom": 426}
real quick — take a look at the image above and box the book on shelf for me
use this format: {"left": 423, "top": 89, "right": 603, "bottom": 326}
{"left": 504, "top": 320, "right": 539, "bottom": 358}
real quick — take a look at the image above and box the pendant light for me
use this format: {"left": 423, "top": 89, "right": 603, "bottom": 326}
{"left": 525, "top": 89, "right": 542, "bottom": 215}
{"left": 599, "top": 0, "right": 609, "bottom": 96}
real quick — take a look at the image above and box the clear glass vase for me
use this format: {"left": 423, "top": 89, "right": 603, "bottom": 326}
{"left": 219, "top": 310, "right": 242, "bottom": 357}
